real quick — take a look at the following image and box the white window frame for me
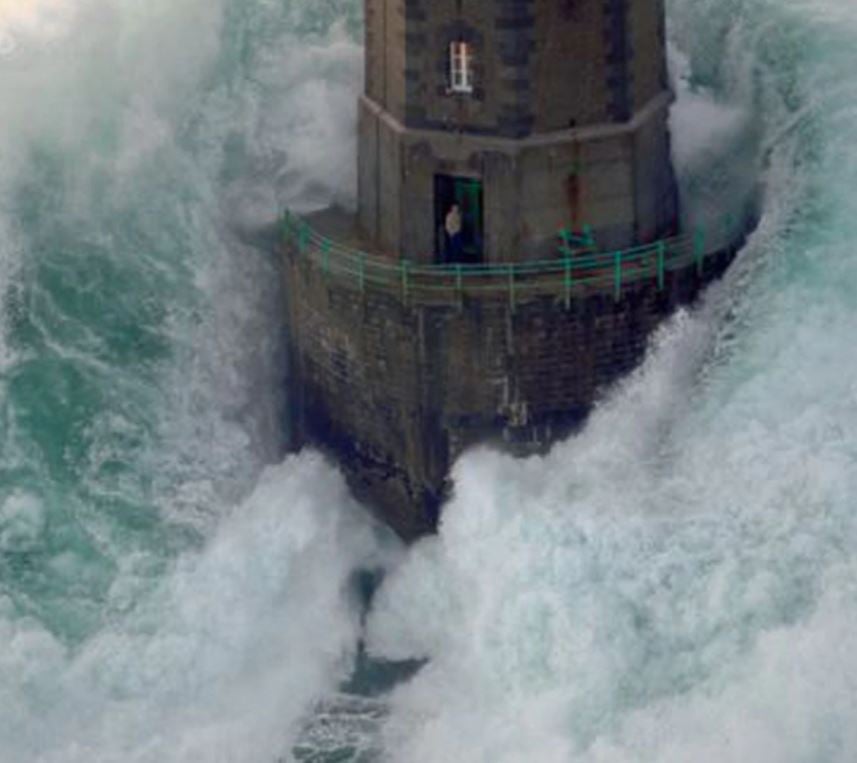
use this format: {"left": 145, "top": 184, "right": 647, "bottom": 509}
{"left": 449, "top": 41, "right": 474, "bottom": 94}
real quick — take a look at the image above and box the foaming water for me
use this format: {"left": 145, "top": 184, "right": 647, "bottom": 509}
{"left": 0, "top": 0, "right": 386, "bottom": 761}
{"left": 366, "top": 1, "right": 857, "bottom": 760}
{"left": 1, "top": 456, "right": 384, "bottom": 763}
{"left": 4, "top": 0, "right": 857, "bottom": 759}
{"left": 0, "top": 0, "right": 75, "bottom": 57}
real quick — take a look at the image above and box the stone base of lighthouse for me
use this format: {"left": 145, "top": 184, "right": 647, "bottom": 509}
{"left": 282, "top": 210, "right": 741, "bottom": 541}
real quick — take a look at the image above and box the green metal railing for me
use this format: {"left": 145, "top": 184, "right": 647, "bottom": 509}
{"left": 281, "top": 210, "right": 737, "bottom": 309}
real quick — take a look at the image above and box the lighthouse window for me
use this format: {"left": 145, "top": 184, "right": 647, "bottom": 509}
{"left": 449, "top": 41, "right": 474, "bottom": 94}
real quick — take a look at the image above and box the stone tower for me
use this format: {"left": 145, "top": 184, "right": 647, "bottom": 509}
{"left": 358, "top": 0, "right": 679, "bottom": 262}
{"left": 282, "top": 0, "right": 743, "bottom": 541}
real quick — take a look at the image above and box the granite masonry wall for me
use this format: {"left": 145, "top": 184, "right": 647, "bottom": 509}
{"left": 286, "top": 0, "right": 730, "bottom": 541}
{"left": 359, "top": 0, "right": 678, "bottom": 262}
{"left": 283, "top": 236, "right": 737, "bottom": 541}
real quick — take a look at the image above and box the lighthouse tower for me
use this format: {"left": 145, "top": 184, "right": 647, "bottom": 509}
{"left": 282, "top": 0, "right": 741, "bottom": 540}
{"left": 358, "top": 0, "right": 679, "bottom": 262}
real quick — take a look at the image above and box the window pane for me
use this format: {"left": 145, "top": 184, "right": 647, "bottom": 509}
{"left": 449, "top": 41, "right": 473, "bottom": 93}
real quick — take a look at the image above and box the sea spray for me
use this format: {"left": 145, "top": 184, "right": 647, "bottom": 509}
{"left": 365, "top": 0, "right": 857, "bottom": 760}
{"left": 0, "top": 456, "right": 387, "bottom": 763}
{"left": 4, "top": 0, "right": 857, "bottom": 759}
{"left": 0, "top": 1, "right": 384, "bottom": 761}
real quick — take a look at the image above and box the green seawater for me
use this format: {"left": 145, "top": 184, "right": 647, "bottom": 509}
{"left": 0, "top": 2, "right": 383, "bottom": 760}
{"left": 1, "top": 0, "right": 363, "bottom": 637}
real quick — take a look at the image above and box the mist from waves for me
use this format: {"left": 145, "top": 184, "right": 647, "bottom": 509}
{"left": 364, "top": 1, "right": 857, "bottom": 761}
{"left": 0, "top": 1, "right": 400, "bottom": 761}
{"left": 3, "top": 0, "right": 856, "bottom": 761}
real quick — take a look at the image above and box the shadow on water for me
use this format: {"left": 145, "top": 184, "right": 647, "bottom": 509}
{"left": 341, "top": 569, "right": 426, "bottom": 697}
{"left": 290, "top": 569, "right": 425, "bottom": 763}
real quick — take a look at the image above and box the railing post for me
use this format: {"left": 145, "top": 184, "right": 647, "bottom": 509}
{"left": 657, "top": 240, "right": 666, "bottom": 291}
{"left": 694, "top": 226, "right": 705, "bottom": 276}
{"left": 400, "top": 259, "right": 409, "bottom": 303}
{"left": 614, "top": 250, "right": 623, "bottom": 302}
{"left": 456, "top": 263, "right": 463, "bottom": 311}
{"left": 508, "top": 264, "right": 516, "bottom": 313}
{"left": 564, "top": 255, "right": 572, "bottom": 309}
{"left": 583, "top": 224, "right": 595, "bottom": 249}
{"left": 559, "top": 227, "right": 570, "bottom": 252}
{"left": 321, "top": 241, "right": 331, "bottom": 274}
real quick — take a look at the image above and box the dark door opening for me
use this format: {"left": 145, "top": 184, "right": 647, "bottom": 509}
{"left": 434, "top": 174, "right": 484, "bottom": 264}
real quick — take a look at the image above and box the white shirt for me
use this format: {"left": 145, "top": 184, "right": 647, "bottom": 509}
{"left": 445, "top": 208, "right": 462, "bottom": 237}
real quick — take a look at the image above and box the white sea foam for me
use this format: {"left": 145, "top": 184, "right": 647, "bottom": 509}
{"left": 5, "top": 0, "right": 857, "bottom": 759}
{"left": 365, "top": 1, "right": 857, "bottom": 760}
{"left": 0, "top": 0, "right": 362, "bottom": 502}
{"left": 0, "top": 1, "right": 377, "bottom": 761}
{"left": 0, "top": 491, "right": 46, "bottom": 552}
{"left": 0, "top": 0, "right": 76, "bottom": 50}
{"left": 0, "top": 455, "right": 389, "bottom": 763}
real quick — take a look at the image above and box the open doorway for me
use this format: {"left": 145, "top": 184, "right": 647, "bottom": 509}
{"left": 434, "top": 174, "right": 484, "bottom": 263}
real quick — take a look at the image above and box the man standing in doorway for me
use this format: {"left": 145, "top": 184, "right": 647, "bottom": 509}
{"left": 445, "top": 202, "right": 463, "bottom": 263}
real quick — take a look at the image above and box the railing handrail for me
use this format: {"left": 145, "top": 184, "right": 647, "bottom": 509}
{"left": 282, "top": 210, "right": 736, "bottom": 304}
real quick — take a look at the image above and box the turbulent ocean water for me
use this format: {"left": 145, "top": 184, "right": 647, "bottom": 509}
{"left": 2, "top": 0, "right": 857, "bottom": 760}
